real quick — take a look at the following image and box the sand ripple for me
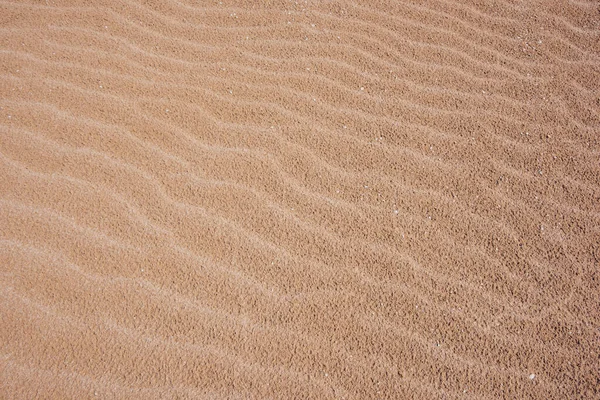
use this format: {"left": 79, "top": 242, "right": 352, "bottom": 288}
{"left": 1, "top": 0, "right": 599, "bottom": 398}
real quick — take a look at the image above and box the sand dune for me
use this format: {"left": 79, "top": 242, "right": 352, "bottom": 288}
{"left": 1, "top": 0, "right": 599, "bottom": 398}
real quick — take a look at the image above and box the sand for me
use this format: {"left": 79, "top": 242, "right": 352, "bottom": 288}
{"left": 1, "top": 0, "right": 599, "bottom": 398}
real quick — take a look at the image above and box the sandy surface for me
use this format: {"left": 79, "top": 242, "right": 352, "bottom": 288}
{"left": 1, "top": 0, "right": 599, "bottom": 398}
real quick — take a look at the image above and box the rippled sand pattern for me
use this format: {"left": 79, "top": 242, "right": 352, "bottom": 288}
{"left": 1, "top": 0, "right": 599, "bottom": 398}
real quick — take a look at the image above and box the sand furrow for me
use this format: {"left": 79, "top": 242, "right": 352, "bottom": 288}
{"left": 0, "top": 44, "right": 556, "bottom": 123}
{"left": 1, "top": 132, "right": 584, "bottom": 376}
{"left": 2, "top": 105, "right": 596, "bottom": 324}
{"left": 1, "top": 286, "right": 344, "bottom": 399}
{"left": 0, "top": 119, "right": 559, "bottom": 298}
{"left": 2, "top": 145, "right": 576, "bottom": 346}
{"left": 0, "top": 241, "right": 548, "bottom": 400}
{"left": 3, "top": 106, "right": 596, "bottom": 322}
{"left": 5, "top": 237, "right": 524, "bottom": 399}
{"left": 344, "top": 0, "right": 600, "bottom": 60}
{"left": 8, "top": 76, "right": 594, "bottom": 225}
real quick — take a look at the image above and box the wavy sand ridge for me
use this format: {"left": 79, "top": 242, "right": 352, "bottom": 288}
{"left": 1, "top": 0, "right": 599, "bottom": 398}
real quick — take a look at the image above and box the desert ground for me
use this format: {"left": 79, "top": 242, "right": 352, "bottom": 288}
{"left": 1, "top": 0, "right": 599, "bottom": 399}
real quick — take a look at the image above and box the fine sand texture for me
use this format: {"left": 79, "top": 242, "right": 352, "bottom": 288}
{"left": 1, "top": 0, "right": 599, "bottom": 399}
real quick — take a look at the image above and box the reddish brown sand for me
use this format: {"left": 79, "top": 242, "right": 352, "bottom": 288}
{"left": 1, "top": 0, "right": 599, "bottom": 398}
